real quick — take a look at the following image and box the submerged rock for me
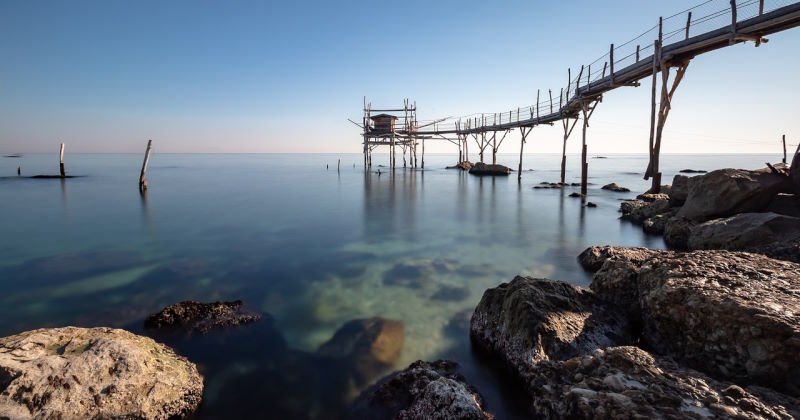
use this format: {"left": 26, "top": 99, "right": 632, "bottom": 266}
{"left": 568, "top": 192, "right": 583, "bottom": 198}
{"left": 469, "top": 277, "right": 631, "bottom": 378}
{"left": 468, "top": 162, "right": 511, "bottom": 176}
{"left": 431, "top": 285, "right": 471, "bottom": 302}
{"left": 677, "top": 167, "right": 791, "bottom": 221}
{"left": 144, "top": 300, "right": 262, "bottom": 333}
{"left": 687, "top": 212, "right": 800, "bottom": 251}
{"left": 317, "top": 317, "right": 404, "bottom": 386}
{"left": 0, "top": 327, "right": 202, "bottom": 419}
{"left": 527, "top": 346, "right": 799, "bottom": 419}
{"left": 590, "top": 248, "right": 800, "bottom": 396}
{"left": 347, "top": 360, "right": 492, "bottom": 420}
{"left": 601, "top": 183, "right": 630, "bottom": 192}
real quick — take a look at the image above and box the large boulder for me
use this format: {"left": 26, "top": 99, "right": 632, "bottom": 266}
{"left": 0, "top": 327, "right": 203, "bottom": 419}
{"left": 347, "top": 360, "right": 492, "bottom": 420}
{"left": 588, "top": 247, "right": 666, "bottom": 318}
{"left": 747, "top": 238, "right": 800, "bottom": 264}
{"left": 469, "top": 277, "right": 631, "bottom": 378}
{"left": 468, "top": 162, "right": 511, "bottom": 176}
{"left": 527, "top": 346, "right": 800, "bottom": 419}
{"left": 317, "top": 317, "right": 404, "bottom": 387}
{"left": 687, "top": 212, "right": 800, "bottom": 251}
{"left": 669, "top": 174, "right": 690, "bottom": 206}
{"left": 591, "top": 249, "right": 800, "bottom": 396}
{"left": 144, "top": 300, "right": 262, "bottom": 333}
{"left": 767, "top": 193, "right": 800, "bottom": 218}
{"left": 677, "top": 167, "right": 791, "bottom": 221}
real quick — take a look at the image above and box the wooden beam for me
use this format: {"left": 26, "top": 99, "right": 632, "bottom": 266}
{"left": 686, "top": 11, "right": 692, "bottom": 39}
{"left": 139, "top": 139, "right": 152, "bottom": 191}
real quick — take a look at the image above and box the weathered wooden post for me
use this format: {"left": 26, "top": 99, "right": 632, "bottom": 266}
{"left": 59, "top": 143, "right": 66, "bottom": 178}
{"left": 139, "top": 139, "right": 152, "bottom": 191}
{"left": 338, "top": 158, "right": 341, "bottom": 172}
{"left": 421, "top": 137, "right": 425, "bottom": 169}
{"left": 783, "top": 135, "right": 787, "bottom": 164}
{"left": 518, "top": 127, "right": 531, "bottom": 181}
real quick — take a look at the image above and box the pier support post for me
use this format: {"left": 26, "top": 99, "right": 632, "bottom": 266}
{"left": 59, "top": 143, "right": 66, "bottom": 178}
{"left": 139, "top": 139, "right": 152, "bottom": 191}
{"left": 492, "top": 132, "right": 497, "bottom": 165}
{"left": 579, "top": 100, "right": 599, "bottom": 196}
{"left": 422, "top": 138, "right": 425, "bottom": 169}
{"left": 560, "top": 117, "right": 579, "bottom": 185}
{"left": 518, "top": 127, "right": 532, "bottom": 181}
{"left": 645, "top": 58, "right": 691, "bottom": 193}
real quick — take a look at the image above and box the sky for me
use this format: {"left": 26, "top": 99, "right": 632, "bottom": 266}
{"left": 1, "top": 0, "right": 799, "bottom": 154}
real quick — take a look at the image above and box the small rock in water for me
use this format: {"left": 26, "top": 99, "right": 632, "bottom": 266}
{"left": 347, "top": 360, "right": 493, "bottom": 420}
{"left": 586, "top": 202, "right": 597, "bottom": 208}
{"left": 468, "top": 162, "right": 511, "bottom": 176}
{"left": 0, "top": 327, "right": 203, "bottom": 419}
{"left": 601, "top": 182, "right": 630, "bottom": 192}
{"left": 679, "top": 168, "right": 707, "bottom": 173}
{"left": 144, "top": 300, "right": 262, "bottom": 333}
{"left": 317, "top": 317, "right": 404, "bottom": 386}
{"left": 568, "top": 192, "right": 582, "bottom": 198}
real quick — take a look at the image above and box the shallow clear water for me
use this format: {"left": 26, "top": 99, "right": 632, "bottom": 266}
{"left": 0, "top": 152, "right": 780, "bottom": 418}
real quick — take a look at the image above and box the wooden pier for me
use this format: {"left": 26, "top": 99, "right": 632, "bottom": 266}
{"left": 359, "top": 0, "right": 800, "bottom": 193}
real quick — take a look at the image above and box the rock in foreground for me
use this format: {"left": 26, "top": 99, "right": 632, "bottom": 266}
{"left": 468, "top": 162, "right": 511, "bottom": 176}
{"left": 528, "top": 346, "right": 799, "bottom": 419}
{"left": 470, "top": 277, "right": 631, "bottom": 378}
{"left": 687, "top": 212, "right": 800, "bottom": 251}
{"left": 0, "top": 327, "right": 202, "bottom": 419}
{"left": 347, "top": 360, "right": 492, "bottom": 420}
{"left": 591, "top": 248, "right": 800, "bottom": 396}
{"left": 577, "top": 245, "right": 656, "bottom": 273}
{"left": 144, "top": 300, "right": 261, "bottom": 333}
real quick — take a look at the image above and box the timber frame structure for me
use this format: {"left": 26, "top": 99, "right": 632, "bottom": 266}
{"left": 357, "top": 0, "right": 800, "bottom": 194}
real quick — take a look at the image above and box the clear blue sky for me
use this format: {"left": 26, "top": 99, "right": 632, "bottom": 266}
{"left": 1, "top": 0, "right": 799, "bottom": 154}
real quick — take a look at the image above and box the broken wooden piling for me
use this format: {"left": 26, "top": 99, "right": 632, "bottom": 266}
{"left": 139, "top": 139, "right": 152, "bottom": 191}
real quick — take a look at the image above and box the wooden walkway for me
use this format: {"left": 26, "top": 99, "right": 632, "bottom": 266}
{"left": 360, "top": 0, "right": 800, "bottom": 194}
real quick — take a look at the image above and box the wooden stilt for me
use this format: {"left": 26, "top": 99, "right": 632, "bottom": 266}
{"left": 518, "top": 127, "right": 531, "bottom": 181}
{"left": 139, "top": 139, "right": 152, "bottom": 191}
{"left": 422, "top": 137, "right": 425, "bottom": 169}
{"left": 783, "top": 134, "right": 787, "bottom": 164}
{"left": 59, "top": 143, "right": 65, "bottom": 178}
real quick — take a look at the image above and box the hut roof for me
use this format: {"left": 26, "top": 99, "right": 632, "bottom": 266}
{"left": 370, "top": 114, "right": 398, "bottom": 120}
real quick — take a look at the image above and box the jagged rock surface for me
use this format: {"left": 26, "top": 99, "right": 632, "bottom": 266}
{"left": 527, "top": 346, "right": 800, "bottom": 419}
{"left": 590, "top": 249, "right": 800, "bottom": 396}
{"left": 469, "top": 277, "right": 631, "bottom": 377}
{"left": 347, "top": 360, "right": 493, "bottom": 420}
{"left": 144, "top": 300, "right": 261, "bottom": 333}
{"left": 0, "top": 327, "right": 203, "bottom": 419}
{"left": 577, "top": 245, "right": 657, "bottom": 273}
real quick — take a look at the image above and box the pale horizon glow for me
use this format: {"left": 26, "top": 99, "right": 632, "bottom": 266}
{"left": 1, "top": 1, "right": 799, "bottom": 155}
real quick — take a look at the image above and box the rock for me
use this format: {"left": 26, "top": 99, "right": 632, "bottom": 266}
{"left": 688, "top": 212, "right": 800, "bottom": 251}
{"left": 431, "top": 285, "right": 471, "bottom": 302}
{"left": 658, "top": 184, "right": 672, "bottom": 196}
{"left": 586, "top": 202, "right": 597, "bottom": 208}
{"left": 766, "top": 193, "right": 800, "bottom": 218}
{"left": 347, "top": 360, "right": 492, "bottom": 420}
{"left": 568, "top": 192, "right": 582, "bottom": 198}
{"left": 144, "top": 300, "right": 262, "bottom": 333}
{"left": 592, "top": 249, "right": 800, "bottom": 395}
{"left": 601, "top": 183, "right": 630, "bottom": 192}
{"left": 588, "top": 247, "right": 664, "bottom": 318}
{"left": 383, "top": 258, "right": 489, "bottom": 289}
{"left": 469, "top": 277, "right": 631, "bottom": 378}
{"left": 534, "top": 182, "right": 563, "bottom": 189}
{"left": 447, "top": 161, "right": 473, "bottom": 171}
{"left": 679, "top": 169, "right": 707, "bottom": 173}
{"left": 317, "top": 317, "right": 404, "bottom": 386}
{"left": 468, "top": 162, "right": 511, "bottom": 176}
{"left": 669, "top": 174, "right": 690, "bottom": 206}
{"left": 577, "top": 245, "right": 657, "bottom": 273}
{"left": 0, "top": 327, "right": 202, "bottom": 419}
{"left": 620, "top": 198, "right": 671, "bottom": 224}
{"left": 619, "top": 200, "right": 646, "bottom": 215}
{"left": 635, "top": 193, "right": 668, "bottom": 202}
{"left": 663, "top": 216, "right": 696, "bottom": 249}
{"left": 642, "top": 212, "right": 672, "bottom": 234}
{"left": 677, "top": 167, "right": 792, "bottom": 221}
{"left": 527, "top": 346, "right": 800, "bottom": 419}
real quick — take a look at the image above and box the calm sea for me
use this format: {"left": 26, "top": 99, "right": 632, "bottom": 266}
{"left": 0, "top": 152, "right": 780, "bottom": 418}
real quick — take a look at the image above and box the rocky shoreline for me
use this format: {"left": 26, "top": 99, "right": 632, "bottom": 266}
{"left": 2, "top": 161, "right": 799, "bottom": 418}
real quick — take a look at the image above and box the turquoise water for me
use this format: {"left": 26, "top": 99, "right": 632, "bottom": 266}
{"left": 0, "top": 152, "right": 780, "bottom": 418}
